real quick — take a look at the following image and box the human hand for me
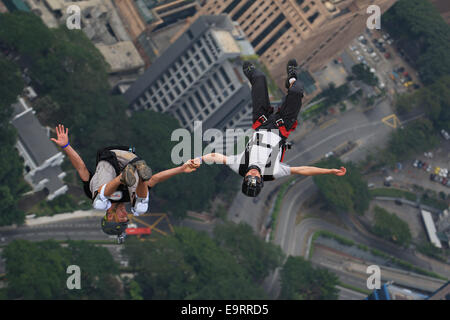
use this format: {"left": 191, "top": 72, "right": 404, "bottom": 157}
{"left": 331, "top": 166, "right": 346, "bottom": 176}
{"left": 183, "top": 159, "right": 200, "bottom": 173}
{"left": 50, "top": 124, "right": 69, "bottom": 147}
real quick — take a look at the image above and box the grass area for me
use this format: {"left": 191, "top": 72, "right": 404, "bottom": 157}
{"left": 308, "top": 230, "right": 448, "bottom": 281}
{"left": 270, "top": 177, "right": 298, "bottom": 241}
{"left": 372, "top": 206, "right": 412, "bottom": 247}
{"left": 338, "top": 281, "right": 371, "bottom": 296}
{"left": 302, "top": 101, "right": 328, "bottom": 120}
{"left": 369, "top": 188, "right": 417, "bottom": 202}
{"left": 420, "top": 194, "right": 449, "bottom": 211}
{"left": 185, "top": 215, "right": 205, "bottom": 222}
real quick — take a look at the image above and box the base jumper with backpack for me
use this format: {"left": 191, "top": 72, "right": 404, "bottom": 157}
{"left": 195, "top": 59, "right": 347, "bottom": 197}
{"left": 51, "top": 124, "right": 199, "bottom": 243}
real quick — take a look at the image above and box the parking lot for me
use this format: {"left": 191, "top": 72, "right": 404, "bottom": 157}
{"left": 368, "top": 139, "right": 450, "bottom": 196}
{"left": 345, "top": 28, "right": 422, "bottom": 97}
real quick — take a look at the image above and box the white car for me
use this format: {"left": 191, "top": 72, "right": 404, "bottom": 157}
{"left": 355, "top": 50, "right": 361, "bottom": 55}
{"left": 441, "top": 129, "right": 450, "bottom": 140}
{"left": 325, "top": 151, "right": 335, "bottom": 158}
{"left": 350, "top": 45, "right": 357, "bottom": 51}
{"left": 357, "top": 55, "right": 364, "bottom": 62}
{"left": 358, "top": 35, "right": 365, "bottom": 41}
{"left": 370, "top": 52, "right": 377, "bottom": 58}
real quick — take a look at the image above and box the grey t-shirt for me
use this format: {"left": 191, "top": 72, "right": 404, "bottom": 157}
{"left": 226, "top": 131, "right": 291, "bottom": 179}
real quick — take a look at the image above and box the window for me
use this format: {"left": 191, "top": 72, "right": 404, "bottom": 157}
{"left": 219, "top": 67, "right": 231, "bottom": 83}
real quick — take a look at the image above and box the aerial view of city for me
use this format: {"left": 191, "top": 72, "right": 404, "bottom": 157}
{"left": 0, "top": 0, "right": 449, "bottom": 308}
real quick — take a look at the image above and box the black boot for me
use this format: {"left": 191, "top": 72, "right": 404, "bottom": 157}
{"left": 242, "top": 61, "right": 256, "bottom": 82}
{"left": 285, "top": 59, "right": 298, "bottom": 89}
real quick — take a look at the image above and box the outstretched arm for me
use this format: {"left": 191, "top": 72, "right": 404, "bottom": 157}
{"left": 200, "top": 153, "right": 227, "bottom": 164}
{"left": 146, "top": 160, "right": 199, "bottom": 188}
{"left": 290, "top": 166, "right": 346, "bottom": 176}
{"left": 51, "top": 124, "right": 90, "bottom": 182}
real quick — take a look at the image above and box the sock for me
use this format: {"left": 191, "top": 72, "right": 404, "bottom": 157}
{"left": 289, "top": 78, "right": 296, "bottom": 85}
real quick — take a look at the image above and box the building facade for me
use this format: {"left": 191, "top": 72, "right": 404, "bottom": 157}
{"left": 10, "top": 97, "right": 68, "bottom": 201}
{"left": 176, "top": 0, "right": 397, "bottom": 93}
{"left": 124, "top": 14, "right": 255, "bottom": 132}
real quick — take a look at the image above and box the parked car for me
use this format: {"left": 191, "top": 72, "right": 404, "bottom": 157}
{"left": 379, "top": 47, "right": 386, "bottom": 53}
{"left": 395, "top": 199, "right": 403, "bottom": 205}
{"left": 418, "top": 161, "right": 423, "bottom": 168}
{"left": 443, "top": 178, "right": 448, "bottom": 186}
{"left": 435, "top": 166, "right": 441, "bottom": 174}
{"left": 413, "top": 159, "right": 419, "bottom": 167}
{"left": 430, "top": 173, "right": 436, "bottom": 181}
{"left": 384, "top": 52, "right": 391, "bottom": 59}
{"left": 422, "top": 162, "right": 428, "bottom": 170}
{"left": 384, "top": 181, "right": 391, "bottom": 187}
{"left": 426, "top": 164, "right": 432, "bottom": 172}
{"left": 441, "top": 129, "right": 450, "bottom": 140}
{"left": 367, "top": 47, "right": 374, "bottom": 54}
{"left": 368, "top": 183, "right": 375, "bottom": 188}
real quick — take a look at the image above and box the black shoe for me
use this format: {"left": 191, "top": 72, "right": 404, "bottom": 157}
{"left": 286, "top": 59, "right": 298, "bottom": 89}
{"left": 242, "top": 61, "right": 256, "bottom": 82}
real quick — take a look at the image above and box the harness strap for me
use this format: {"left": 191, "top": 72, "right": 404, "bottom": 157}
{"left": 252, "top": 114, "right": 268, "bottom": 130}
{"left": 275, "top": 118, "right": 298, "bottom": 138}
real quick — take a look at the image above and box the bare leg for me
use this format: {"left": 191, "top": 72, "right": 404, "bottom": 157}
{"left": 135, "top": 178, "right": 149, "bottom": 198}
{"left": 100, "top": 174, "right": 123, "bottom": 197}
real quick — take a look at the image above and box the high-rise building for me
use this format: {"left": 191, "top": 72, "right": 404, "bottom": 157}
{"left": 124, "top": 15, "right": 255, "bottom": 132}
{"left": 176, "top": 0, "right": 397, "bottom": 93}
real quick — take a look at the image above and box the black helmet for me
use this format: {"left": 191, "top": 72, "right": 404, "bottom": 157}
{"left": 100, "top": 215, "right": 128, "bottom": 235}
{"left": 242, "top": 166, "right": 264, "bottom": 197}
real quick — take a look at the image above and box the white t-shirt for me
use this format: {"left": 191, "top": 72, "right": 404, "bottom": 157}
{"left": 226, "top": 131, "right": 291, "bottom": 179}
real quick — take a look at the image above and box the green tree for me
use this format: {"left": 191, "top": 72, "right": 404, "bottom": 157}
{"left": 213, "top": 221, "right": 285, "bottom": 282}
{"left": 313, "top": 157, "right": 370, "bottom": 215}
{"left": 280, "top": 256, "right": 339, "bottom": 300}
{"left": 372, "top": 206, "right": 412, "bottom": 246}
{"left": 351, "top": 63, "right": 378, "bottom": 86}
{"left": 0, "top": 55, "right": 27, "bottom": 226}
{"left": 3, "top": 240, "right": 122, "bottom": 299}
{"left": 124, "top": 227, "right": 268, "bottom": 300}
{"left": 383, "top": 0, "right": 450, "bottom": 85}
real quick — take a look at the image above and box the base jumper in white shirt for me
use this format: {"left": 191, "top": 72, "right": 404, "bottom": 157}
{"left": 51, "top": 124, "right": 199, "bottom": 242}
{"left": 193, "top": 59, "right": 346, "bottom": 197}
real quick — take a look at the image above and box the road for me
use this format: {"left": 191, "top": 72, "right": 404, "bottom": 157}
{"left": 225, "top": 101, "right": 446, "bottom": 299}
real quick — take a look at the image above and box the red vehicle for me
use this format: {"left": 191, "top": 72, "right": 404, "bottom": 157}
{"left": 384, "top": 52, "right": 391, "bottom": 59}
{"left": 125, "top": 227, "right": 151, "bottom": 235}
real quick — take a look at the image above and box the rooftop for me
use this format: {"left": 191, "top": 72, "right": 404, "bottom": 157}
{"left": 11, "top": 100, "right": 60, "bottom": 167}
{"left": 96, "top": 41, "right": 145, "bottom": 74}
